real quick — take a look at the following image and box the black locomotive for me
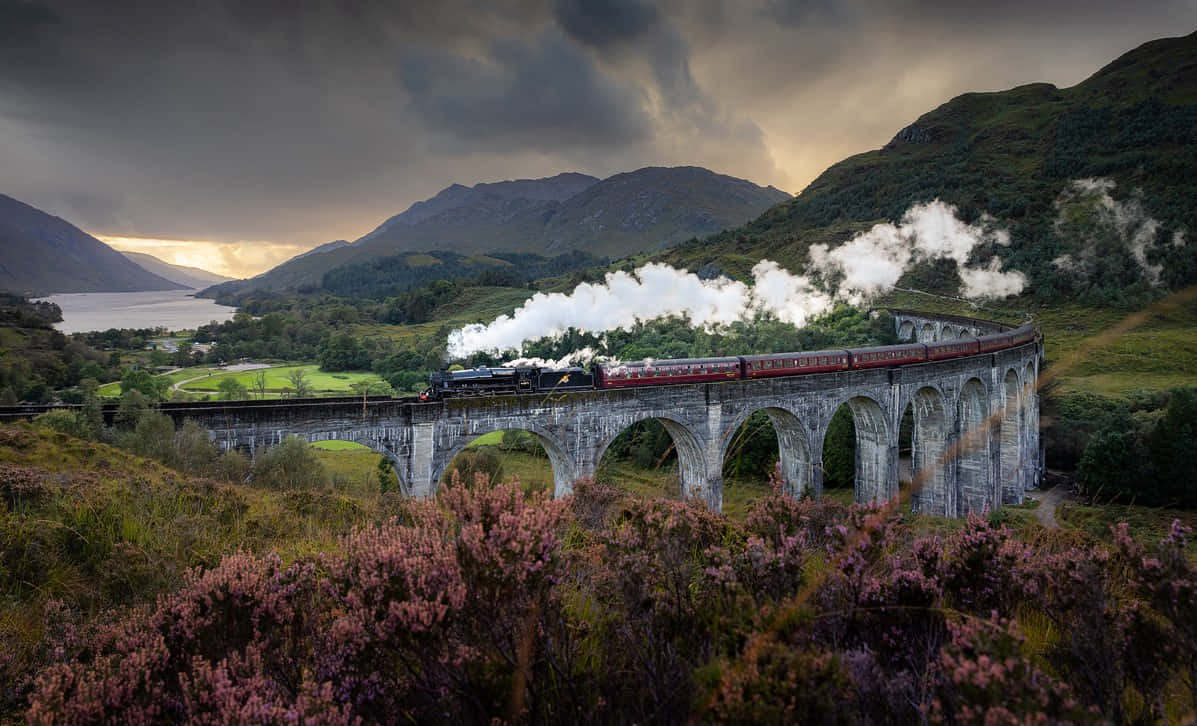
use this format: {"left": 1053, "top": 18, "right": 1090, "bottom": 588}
{"left": 424, "top": 366, "right": 594, "bottom": 398}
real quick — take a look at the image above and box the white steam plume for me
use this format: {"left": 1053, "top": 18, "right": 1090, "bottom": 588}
{"left": 448, "top": 200, "right": 1025, "bottom": 359}
{"left": 503, "top": 347, "right": 607, "bottom": 369}
{"left": 808, "top": 200, "right": 1024, "bottom": 300}
{"left": 1052, "top": 178, "right": 1166, "bottom": 286}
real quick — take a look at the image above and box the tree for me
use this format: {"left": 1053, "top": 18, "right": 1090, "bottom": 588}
{"left": 129, "top": 410, "right": 176, "bottom": 464}
{"left": 351, "top": 378, "right": 394, "bottom": 398}
{"left": 252, "top": 370, "right": 269, "bottom": 399}
{"left": 822, "top": 406, "right": 856, "bottom": 488}
{"left": 172, "top": 341, "right": 195, "bottom": 367}
{"left": 116, "top": 389, "right": 152, "bottom": 428}
{"left": 286, "top": 369, "right": 314, "bottom": 398}
{"left": 218, "top": 377, "right": 248, "bottom": 401}
{"left": 318, "top": 333, "right": 369, "bottom": 372}
{"left": 377, "top": 456, "right": 400, "bottom": 494}
{"left": 1145, "top": 388, "right": 1197, "bottom": 506}
{"left": 121, "top": 368, "right": 168, "bottom": 401}
{"left": 444, "top": 449, "right": 504, "bottom": 486}
{"left": 174, "top": 420, "right": 219, "bottom": 475}
{"left": 79, "top": 377, "right": 103, "bottom": 438}
{"left": 251, "top": 436, "right": 327, "bottom": 489}
{"left": 34, "top": 409, "right": 89, "bottom": 438}
{"left": 1077, "top": 408, "right": 1148, "bottom": 501}
{"left": 387, "top": 370, "right": 427, "bottom": 393}
{"left": 149, "top": 348, "right": 169, "bottom": 369}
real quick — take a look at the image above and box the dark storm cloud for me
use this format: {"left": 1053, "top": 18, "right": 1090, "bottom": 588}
{"left": 0, "top": 0, "right": 58, "bottom": 41}
{"left": 0, "top": 0, "right": 1194, "bottom": 260}
{"left": 397, "top": 31, "right": 652, "bottom": 150}
{"left": 555, "top": 0, "right": 659, "bottom": 47}
{"left": 555, "top": 0, "right": 703, "bottom": 107}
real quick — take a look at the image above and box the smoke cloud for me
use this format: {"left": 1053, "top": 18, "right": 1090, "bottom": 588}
{"left": 809, "top": 201, "right": 1024, "bottom": 301}
{"left": 447, "top": 200, "right": 1025, "bottom": 359}
{"left": 1052, "top": 178, "right": 1170, "bottom": 286}
{"left": 504, "top": 347, "right": 606, "bottom": 369}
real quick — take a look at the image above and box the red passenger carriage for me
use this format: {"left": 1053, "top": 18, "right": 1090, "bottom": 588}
{"left": 742, "top": 349, "right": 850, "bottom": 378}
{"left": 928, "top": 338, "right": 981, "bottom": 360}
{"left": 848, "top": 343, "right": 927, "bottom": 369}
{"left": 596, "top": 357, "right": 741, "bottom": 388}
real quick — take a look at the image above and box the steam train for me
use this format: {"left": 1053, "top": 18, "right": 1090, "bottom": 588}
{"left": 424, "top": 323, "right": 1038, "bottom": 399}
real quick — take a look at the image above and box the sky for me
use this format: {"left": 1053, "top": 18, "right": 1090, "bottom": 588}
{"left": 2, "top": 0, "right": 1195, "bottom": 278}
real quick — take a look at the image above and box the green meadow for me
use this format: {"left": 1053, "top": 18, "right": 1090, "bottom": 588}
{"left": 179, "top": 364, "right": 382, "bottom": 397}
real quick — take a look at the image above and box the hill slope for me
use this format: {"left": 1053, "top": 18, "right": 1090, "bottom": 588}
{"left": 205, "top": 166, "right": 788, "bottom": 300}
{"left": 121, "top": 251, "right": 232, "bottom": 289}
{"left": 0, "top": 195, "right": 184, "bottom": 295}
{"left": 658, "top": 31, "right": 1197, "bottom": 304}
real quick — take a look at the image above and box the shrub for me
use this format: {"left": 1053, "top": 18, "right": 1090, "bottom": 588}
{"left": 250, "top": 436, "right": 327, "bottom": 490}
{"left": 33, "top": 410, "right": 89, "bottom": 440}
{"left": 17, "top": 473, "right": 1197, "bottom": 722}
{"left": 215, "top": 449, "right": 251, "bottom": 484}
{"left": 444, "top": 448, "right": 504, "bottom": 487}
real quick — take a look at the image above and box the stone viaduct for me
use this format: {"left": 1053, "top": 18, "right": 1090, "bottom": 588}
{"left": 124, "top": 310, "right": 1042, "bottom": 517}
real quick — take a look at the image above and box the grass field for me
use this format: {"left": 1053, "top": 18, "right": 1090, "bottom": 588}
{"left": 1058, "top": 500, "right": 1197, "bottom": 552}
{"left": 99, "top": 365, "right": 233, "bottom": 397}
{"left": 180, "top": 364, "right": 382, "bottom": 397}
{"left": 465, "top": 431, "right": 505, "bottom": 447}
{"left": 311, "top": 440, "right": 372, "bottom": 451}
{"left": 314, "top": 447, "right": 385, "bottom": 499}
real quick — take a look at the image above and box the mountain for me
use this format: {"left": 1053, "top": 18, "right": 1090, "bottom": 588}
{"left": 0, "top": 195, "right": 185, "bottom": 295}
{"left": 204, "top": 166, "right": 788, "bottom": 300}
{"left": 354, "top": 166, "right": 786, "bottom": 258}
{"left": 120, "top": 251, "right": 232, "bottom": 289}
{"left": 657, "top": 31, "right": 1197, "bottom": 303}
{"left": 361, "top": 172, "right": 600, "bottom": 239}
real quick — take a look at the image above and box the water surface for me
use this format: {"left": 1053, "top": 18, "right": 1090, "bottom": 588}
{"left": 37, "top": 290, "right": 238, "bottom": 334}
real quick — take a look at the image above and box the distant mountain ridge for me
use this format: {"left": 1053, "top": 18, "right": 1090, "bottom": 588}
{"left": 364, "top": 172, "right": 600, "bottom": 237}
{"left": 205, "top": 166, "right": 788, "bottom": 300}
{"left": 120, "top": 251, "right": 233, "bottom": 289}
{"left": 0, "top": 195, "right": 184, "bottom": 295}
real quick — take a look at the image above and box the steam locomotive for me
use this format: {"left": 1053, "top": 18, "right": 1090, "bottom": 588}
{"left": 423, "top": 323, "right": 1038, "bottom": 399}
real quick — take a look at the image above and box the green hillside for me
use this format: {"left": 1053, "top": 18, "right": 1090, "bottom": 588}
{"left": 657, "top": 31, "right": 1197, "bottom": 305}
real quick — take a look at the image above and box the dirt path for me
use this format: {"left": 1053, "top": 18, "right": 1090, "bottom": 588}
{"left": 171, "top": 372, "right": 214, "bottom": 392}
{"left": 170, "top": 363, "right": 272, "bottom": 392}
{"left": 1028, "top": 486, "right": 1067, "bottom": 527}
